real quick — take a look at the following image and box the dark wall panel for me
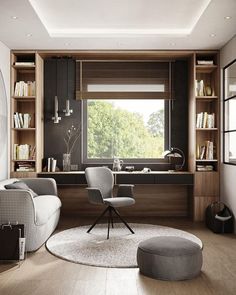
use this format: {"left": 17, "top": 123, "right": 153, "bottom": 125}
{"left": 171, "top": 60, "right": 189, "bottom": 170}
{"left": 44, "top": 59, "right": 81, "bottom": 170}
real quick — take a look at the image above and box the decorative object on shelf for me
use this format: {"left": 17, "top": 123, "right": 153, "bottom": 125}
{"left": 125, "top": 166, "right": 134, "bottom": 172}
{"left": 52, "top": 96, "right": 61, "bottom": 124}
{"left": 63, "top": 60, "right": 73, "bottom": 116}
{"left": 63, "top": 124, "right": 81, "bottom": 171}
{"left": 63, "top": 153, "right": 71, "bottom": 172}
{"left": 163, "top": 147, "right": 185, "bottom": 171}
{"left": 205, "top": 85, "right": 212, "bottom": 96}
{"left": 112, "top": 157, "right": 123, "bottom": 171}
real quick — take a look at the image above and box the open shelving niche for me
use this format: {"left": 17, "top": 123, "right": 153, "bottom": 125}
{"left": 192, "top": 52, "right": 220, "bottom": 221}
{"left": 10, "top": 51, "right": 43, "bottom": 178}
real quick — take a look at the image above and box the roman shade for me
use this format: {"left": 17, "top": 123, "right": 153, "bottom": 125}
{"left": 76, "top": 61, "right": 173, "bottom": 100}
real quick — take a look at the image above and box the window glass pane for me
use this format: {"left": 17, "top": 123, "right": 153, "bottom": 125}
{"left": 224, "top": 98, "right": 236, "bottom": 131}
{"left": 86, "top": 99, "right": 166, "bottom": 159}
{"left": 225, "top": 61, "right": 236, "bottom": 99}
{"left": 224, "top": 132, "right": 236, "bottom": 164}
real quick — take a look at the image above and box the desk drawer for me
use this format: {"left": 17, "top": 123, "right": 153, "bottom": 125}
{"left": 155, "top": 174, "right": 193, "bottom": 185}
{"left": 116, "top": 174, "right": 155, "bottom": 184}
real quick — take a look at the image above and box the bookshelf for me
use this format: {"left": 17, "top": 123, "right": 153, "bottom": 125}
{"left": 193, "top": 52, "right": 220, "bottom": 221}
{"left": 10, "top": 51, "right": 43, "bottom": 177}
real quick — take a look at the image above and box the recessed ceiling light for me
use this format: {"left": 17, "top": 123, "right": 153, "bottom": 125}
{"left": 26, "top": 33, "right": 33, "bottom": 37}
{"left": 224, "top": 16, "right": 231, "bottom": 20}
{"left": 170, "top": 42, "right": 176, "bottom": 46}
{"left": 210, "top": 33, "right": 216, "bottom": 37}
{"left": 11, "top": 16, "right": 18, "bottom": 20}
{"left": 64, "top": 42, "right": 71, "bottom": 46}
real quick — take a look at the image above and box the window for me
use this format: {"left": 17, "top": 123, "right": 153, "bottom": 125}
{"left": 223, "top": 59, "right": 236, "bottom": 165}
{"left": 82, "top": 99, "right": 169, "bottom": 163}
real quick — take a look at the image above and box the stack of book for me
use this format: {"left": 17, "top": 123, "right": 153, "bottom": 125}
{"left": 13, "top": 112, "right": 32, "bottom": 128}
{"left": 14, "top": 81, "right": 35, "bottom": 96}
{"left": 13, "top": 144, "right": 35, "bottom": 160}
{"left": 197, "top": 60, "right": 214, "bottom": 65}
{"left": 196, "top": 165, "right": 214, "bottom": 171}
{"left": 14, "top": 62, "right": 35, "bottom": 67}
{"left": 196, "top": 112, "right": 215, "bottom": 128}
{"left": 16, "top": 161, "right": 35, "bottom": 172}
{"left": 196, "top": 141, "right": 214, "bottom": 160}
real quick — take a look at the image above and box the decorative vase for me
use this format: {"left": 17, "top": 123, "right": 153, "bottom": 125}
{"left": 63, "top": 153, "right": 71, "bottom": 171}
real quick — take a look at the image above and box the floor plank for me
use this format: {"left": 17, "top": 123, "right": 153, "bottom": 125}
{"left": 0, "top": 216, "right": 236, "bottom": 295}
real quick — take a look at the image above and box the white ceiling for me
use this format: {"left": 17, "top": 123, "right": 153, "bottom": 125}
{"left": 0, "top": 0, "right": 235, "bottom": 50}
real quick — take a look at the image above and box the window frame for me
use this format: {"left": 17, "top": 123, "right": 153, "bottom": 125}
{"left": 81, "top": 99, "right": 170, "bottom": 165}
{"left": 223, "top": 58, "right": 236, "bottom": 165}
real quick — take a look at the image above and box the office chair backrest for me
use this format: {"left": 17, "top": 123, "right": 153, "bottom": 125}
{"left": 85, "top": 167, "right": 114, "bottom": 199}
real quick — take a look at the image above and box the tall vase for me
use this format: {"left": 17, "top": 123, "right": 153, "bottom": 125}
{"left": 63, "top": 153, "right": 71, "bottom": 171}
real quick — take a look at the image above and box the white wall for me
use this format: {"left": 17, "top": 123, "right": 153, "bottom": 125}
{"left": 0, "top": 41, "right": 10, "bottom": 180}
{"left": 220, "top": 35, "right": 236, "bottom": 231}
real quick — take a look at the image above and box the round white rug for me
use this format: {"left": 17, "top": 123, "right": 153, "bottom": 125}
{"left": 46, "top": 223, "right": 202, "bottom": 268}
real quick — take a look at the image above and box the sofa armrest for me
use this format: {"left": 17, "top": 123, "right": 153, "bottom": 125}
{"left": 116, "top": 184, "right": 134, "bottom": 198}
{"left": 0, "top": 189, "right": 36, "bottom": 224}
{"left": 86, "top": 188, "right": 104, "bottom": 204}
{"left": 22, "top": 178, "right": 58, "bottom": 196}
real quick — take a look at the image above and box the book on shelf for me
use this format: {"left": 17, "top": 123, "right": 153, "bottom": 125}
{"left": 14, "top": 81, "right": 35, "bottom": 97}
{"left": 200, "top": 146, "right": 206, "bottom": 160}
{"left": 13, "top": 112, "right": 32, "bottom": 128}
{"left": 14, "top": 62, "right": 35, "bottom": 66}
{"left": 196, "top": 141, "right": 214, "bottom": 160}
{"left": 196, "top": 112, "right": 215, "bottom": 128}
{"left": 197, "top": 60, "right": 214, "bottom": 65}
{"left": 13, "top": 144, "right": 30, "bottom": 160}
{"left": 29, "top": 146, "right": 36, "bottom": 160}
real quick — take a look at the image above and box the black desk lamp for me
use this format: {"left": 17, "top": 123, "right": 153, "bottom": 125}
{"left": 163, "top": 147, "right": 185, "bottom": 171}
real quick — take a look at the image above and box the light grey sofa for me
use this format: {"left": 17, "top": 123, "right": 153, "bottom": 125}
{"left": 0, "top": 178, "right": 61, "bottom": 251}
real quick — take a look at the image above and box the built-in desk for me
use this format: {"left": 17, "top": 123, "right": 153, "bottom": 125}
{"left": 38, "top": 171, "right": 194, "bottom": 218}
{"left": 38, "top": 171, "right": 193, "bottom": 185}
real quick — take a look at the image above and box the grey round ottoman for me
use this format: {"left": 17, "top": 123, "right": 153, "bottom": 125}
{"left": 137, "top": 236, "right": 203, "bottom": 281}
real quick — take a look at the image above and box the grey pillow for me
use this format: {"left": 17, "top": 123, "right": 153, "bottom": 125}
{"left": 5, "top": 181, "right": 38, "bottom": 198}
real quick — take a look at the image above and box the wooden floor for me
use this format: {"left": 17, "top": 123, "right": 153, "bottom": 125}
{"left": 1, "top": 216, "right": 236, "bottom": 295}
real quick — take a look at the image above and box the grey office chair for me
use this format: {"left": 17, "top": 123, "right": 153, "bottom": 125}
{"left": 85, "top": 167, "right": 135, "bottom": 239}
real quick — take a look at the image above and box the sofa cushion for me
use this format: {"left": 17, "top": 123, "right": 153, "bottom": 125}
{"left": 34, "top": 195, "right": 61, "bottom": 225}
{"left": 0, "top": 178, "right": 18, "bottom": 190}
{"left": 5, "top": 181, "right": 38, "bottom": 198}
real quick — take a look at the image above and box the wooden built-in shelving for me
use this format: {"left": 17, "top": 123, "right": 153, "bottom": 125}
{"left": 10, "top": 51, "right": 44, "bottom": 177}
{"left": 191, "top": 52, "right": 220, "bottom": 221}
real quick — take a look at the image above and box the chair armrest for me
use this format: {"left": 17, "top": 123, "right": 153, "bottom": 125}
{"left": 86, "top": 188, "right": 104, "bottom": 204}
{"left": 22, "top": 178, "right": 58, "bottom": 196}
{"left": 0, "top": 189, "right": 36, "bottom": 224}
{"left": 116, "top": 184, "right": 134, "bottom": 198}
